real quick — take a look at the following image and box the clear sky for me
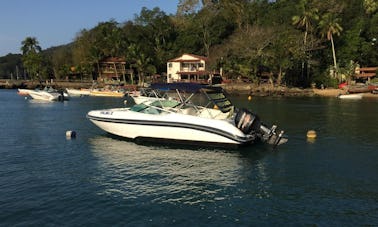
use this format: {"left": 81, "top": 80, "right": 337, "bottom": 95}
{"left": 0, "top": 0, "right": 179, "bottom": 57}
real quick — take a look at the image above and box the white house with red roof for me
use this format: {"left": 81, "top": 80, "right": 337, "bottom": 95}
{"left": 167, "top": 53, "right": 210, "bottom": 83}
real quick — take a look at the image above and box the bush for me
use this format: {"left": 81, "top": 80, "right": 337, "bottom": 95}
{"left": 312, "top": 73, "right": 339, "bottom": 88}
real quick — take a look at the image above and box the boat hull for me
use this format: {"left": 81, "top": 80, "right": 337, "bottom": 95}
{"left": 89, "top": 90, "right": 125, "bottom": 97}
{"left": 338, "top": 93, "right": 363, "bottom": 99}
{"left": 17, "top": 89, "right": 33, "bottom": 96}
{"left": 66, "top": 88, "right": 90, "bottom": 96}
{"left": 87, "top": 109, "right": 255, "bottom": 146}
{"left": 28, "top": 90, "right": 62, "bottom": 101}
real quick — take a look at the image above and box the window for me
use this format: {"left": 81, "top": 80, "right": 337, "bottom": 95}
{"left": 168, "top": 63, "right": 172, "bottom": 68}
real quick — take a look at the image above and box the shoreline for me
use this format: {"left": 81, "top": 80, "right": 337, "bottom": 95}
{"left": 1, "top": 79, "right": 377, "bottom": 98}
{"left": 221, "top": 83, "right": 378, "bottom": 98}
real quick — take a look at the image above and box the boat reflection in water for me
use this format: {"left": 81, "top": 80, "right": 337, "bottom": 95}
{"left": 88, "top": 136, "right": 272, "bottom": 204}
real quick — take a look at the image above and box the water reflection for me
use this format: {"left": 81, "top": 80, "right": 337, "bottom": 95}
{"left": 88, "top": 136, "right": 269, "bottom": 204}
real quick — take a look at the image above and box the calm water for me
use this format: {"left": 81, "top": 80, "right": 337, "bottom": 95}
{"left": 1, "top": 89, "right": 377, "bottom": 226}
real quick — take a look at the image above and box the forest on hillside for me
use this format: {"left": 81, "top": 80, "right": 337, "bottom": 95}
{"left": 0, "top": 0, "right": 377, "bottom": 88}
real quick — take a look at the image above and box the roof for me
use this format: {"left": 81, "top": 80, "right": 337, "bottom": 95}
{"left": 168, "top": 53, "right": 208, "bottom": 62}
{"left": 100, "top": 57, "right": 126, "bottom": 63}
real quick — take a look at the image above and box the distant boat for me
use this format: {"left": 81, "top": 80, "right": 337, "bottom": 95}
{"left": 21, "top": 87, "right": 69, "bottom": 101}
{"left": 66, "top": 88, "right": 91, "bottom": 96}
{"left": 127, "top": 88, "right": 166, "bottom": 104}
{"left": 89, "top": 89, "right": 125, "bottom": 97}
{"left": 28, "top": 89, "right": 63, "bottom": 101}
{"left": 347, "top": 85, "right": 370, "bottom": 94}
{"left": 338, "top": 93, "right": 363, "bottom": 99}
{"left": 17, "top": 88, "right": 33, "bottom": 96}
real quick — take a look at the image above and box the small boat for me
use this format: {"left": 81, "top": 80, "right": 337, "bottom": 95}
{"left": 17, "top": 88, "right": 33, "bottom": 96}
{"left": 89, "top": 89, "right": 125, "bottom": 97}
{"left": 66, "top": 88, "right": 91, "bottom": 96}
{"left": 127, "top": 87, "right": 167, "bottom": 104}
{"left": 87, "top": 83, "right": 287, "bottom": 148}
{"left": 347, "top": 85, "right": 370, "bottom": 94}
{"left": 28, "top": 89, "right": 63, "bottom": 101}
{"left": 338, "top": 93, "right": 363, "bottom": 99}
{"left": 26, "top": 87, "right": 69, "bottom": 101}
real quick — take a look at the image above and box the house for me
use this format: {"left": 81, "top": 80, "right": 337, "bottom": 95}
{"left": 355, "top": 66, "right": 377, "bottom": 82}
{"left": 167, "top": 54, "right": 210, "bottom": 83}
{"left": 97, "top": 57, "right": 132, "bottom": 83}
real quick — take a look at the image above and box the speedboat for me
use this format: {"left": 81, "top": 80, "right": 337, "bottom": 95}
{"left": 17, "top": 88, "right": 33, "bottom": 96}
{"left": 87, "top": 83, "right": 287, "bottom": 148}
{"left": 127, "top": 87, "right": 167, "bottom": 104}
{"left": 27, "top": 87, "right": 68, "bottom": 101}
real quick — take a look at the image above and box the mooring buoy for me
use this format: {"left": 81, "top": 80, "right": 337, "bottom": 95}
{"left": 66, "top": 130, "right": 76, "bottom": 139}
{"left": 306, "top": 130, "right": 317, "bottom": 139}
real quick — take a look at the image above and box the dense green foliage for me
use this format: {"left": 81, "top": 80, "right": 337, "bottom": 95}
{"left": 0, "top": 0, "right": 377, "bottom": 87}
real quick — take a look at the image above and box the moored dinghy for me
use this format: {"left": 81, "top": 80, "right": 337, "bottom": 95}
{"left": 338, "top": 93, "right": 363, "bottom": 99}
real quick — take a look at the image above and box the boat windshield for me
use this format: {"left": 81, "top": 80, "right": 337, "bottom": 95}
{"left": 130, "top": 99, "right": 180, "bottom": 114}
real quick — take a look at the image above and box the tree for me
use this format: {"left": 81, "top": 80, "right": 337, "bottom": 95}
{"left": 20, "top": 37, "right": 44, "bottom": 80}
{"left": 318, "top": 13, "right": 343, "bottom": 80}
{"left": 134, "top": 7, "right": 178, "bottom": 73}
{"left": 292, "top": 0, "right": 319, "bottom": 82}
{"left": 292, "top": 0, "right": 319, "bottom": 48}
{"left": 126, "top": 44, "right": 155, "bottom": 86}
{"left": 364, "top": 0, "right": 378, "bottom": 15}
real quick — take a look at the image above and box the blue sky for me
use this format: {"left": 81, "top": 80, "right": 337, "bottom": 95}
{"left": 0, "top": 0, "right": 179, "bottom": 56}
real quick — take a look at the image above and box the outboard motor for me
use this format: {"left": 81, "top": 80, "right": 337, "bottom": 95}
{"left": 235, "top": 108, "right": 261, "bottom": 134}
{"left": 235, "top": 108, "right": 287, "bottom": 146}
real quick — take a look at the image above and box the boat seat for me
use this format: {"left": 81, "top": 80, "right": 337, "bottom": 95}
{"left": 180, "top": 107, "right": 197, "bottom": 116}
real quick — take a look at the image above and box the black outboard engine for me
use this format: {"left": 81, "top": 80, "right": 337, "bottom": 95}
{"left": 234, "top": 108, "right": 261, "bottom": 134}
{"left": 235, "top": 108, "right": 287, "bottom": 146}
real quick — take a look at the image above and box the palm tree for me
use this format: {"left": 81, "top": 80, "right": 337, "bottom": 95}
{"left": 126, "top": 44, "right": 155, "bottom": 86}
{"left": 21, "top": 37, "right": 42, "bottom": 55}
{"left": 292, "top": 0, "right": 319, "bottom": 82}
{"left": 21, "top": 37, "right": 43, "bottom": 80}
{"left": 318, "top": 13, "right": 343, "bottom": 79}
{"left": 292, "top": 0, "right": 319, "bottom": 47}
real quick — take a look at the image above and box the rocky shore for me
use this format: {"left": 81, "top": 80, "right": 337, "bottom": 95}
{"left": 1, "top": 79, "right": 377, "bottom": 98}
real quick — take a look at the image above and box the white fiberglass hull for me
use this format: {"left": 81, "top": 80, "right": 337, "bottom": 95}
{"left": 338, "top": 93, "right": 363, "bottom": 99}
{"left": 28, "top": 90, "right": 62, "bottom": 101}
{"left": 66, "top": 88, "right": 90, "bottom": 96}
{"left": 87, "top": 108, "right": 255, "bottom": 146}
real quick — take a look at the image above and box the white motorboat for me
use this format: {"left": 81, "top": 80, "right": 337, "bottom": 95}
{"left": 87, "top": 83, "right": 287, "bottom": 148}
{"left": 17, "top": 88, "right": 33, "bottom": 96}
{"left": 338, "top": 93, "right": 363, "bottom": 99}
{"left": 127, "top": 87, "right": 167, "bottom": 104}
{"left": 27, "top": 87, "right": 68, "bottom": 101}
{"left": 66, "top": 88, "right": 91, "bottom": 96}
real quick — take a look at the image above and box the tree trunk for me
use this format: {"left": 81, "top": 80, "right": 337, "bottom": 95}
{"left": 277, "top": 66, "right": 282, "bottom": 85}
{"left": 330, "top": 35, "right": 338, "bottom": 79}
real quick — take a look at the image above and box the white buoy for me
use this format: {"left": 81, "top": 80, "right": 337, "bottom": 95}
{"left": 66, "top": 130, "right": 76, "bottom": 139}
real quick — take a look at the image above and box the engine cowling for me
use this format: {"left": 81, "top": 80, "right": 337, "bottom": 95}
{"left": 234, "top": 108, "right": 261, "bottom": 134}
